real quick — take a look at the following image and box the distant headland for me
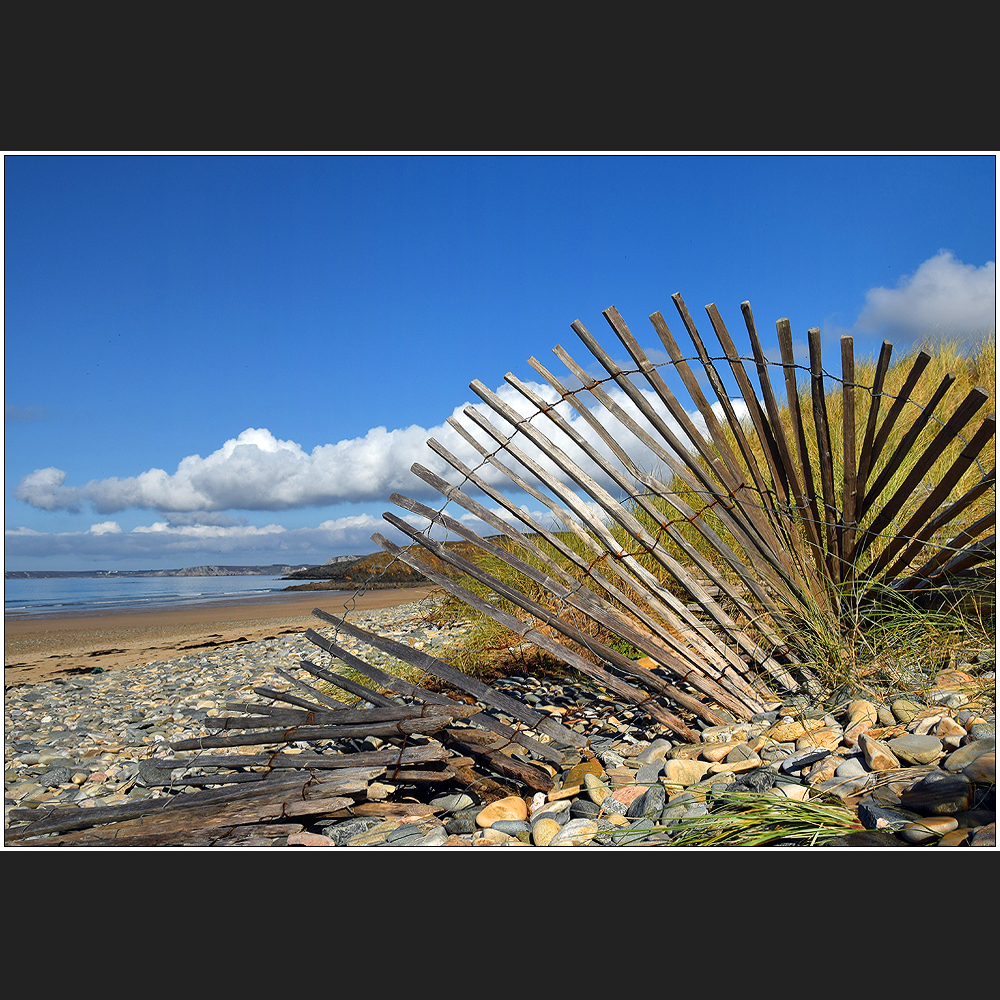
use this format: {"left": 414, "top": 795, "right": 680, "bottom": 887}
{"left": 4, "top": 564, "right": 317, "bottom": 580}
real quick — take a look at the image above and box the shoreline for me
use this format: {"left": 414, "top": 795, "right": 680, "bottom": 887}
{"left": 4, "top": 585, "right": 441, "bottom": 687}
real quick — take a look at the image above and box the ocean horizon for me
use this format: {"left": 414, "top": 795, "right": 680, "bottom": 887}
{"left": 3, "top": 574, "right": 312, "bottom": 618}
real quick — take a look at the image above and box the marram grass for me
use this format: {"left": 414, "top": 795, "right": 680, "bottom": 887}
{"left": 626, "top": 790, "right": 863, "bottom": 848}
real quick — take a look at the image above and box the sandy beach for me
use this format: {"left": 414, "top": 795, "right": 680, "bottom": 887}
{"left": 4, "top": 585, "right": 441, "bottom": 687}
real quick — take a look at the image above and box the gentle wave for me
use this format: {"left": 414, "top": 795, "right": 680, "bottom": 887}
{"left": 4, "top": 575, "right": 298, "bottom": 617}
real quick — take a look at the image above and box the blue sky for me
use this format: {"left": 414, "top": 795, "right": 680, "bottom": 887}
{"left": 4, "top": 154, "right": 996, "bottom": 571}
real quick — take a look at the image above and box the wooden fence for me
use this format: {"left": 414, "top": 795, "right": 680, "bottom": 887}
{"left": 346, "top": 297, "right": 994, "bottom": 726}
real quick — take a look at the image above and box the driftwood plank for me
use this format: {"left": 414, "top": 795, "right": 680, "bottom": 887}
{"left": 444, "top": 730, "right": 555, "bottom": 792}
{"left": 169, "top": 711, "right": 466, "bottom": 751}
{"left": 6, "top": 769, "right": 380, "bottom": 841}
{"left": 146, "top": 744, "right": 452, "bottom": 772}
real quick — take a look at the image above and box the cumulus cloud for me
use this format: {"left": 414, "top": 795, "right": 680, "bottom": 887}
{"left": 13, "top": 381, "right": 746, "bottom": 518}
{"left": 855, "top": 250, "right": 995, "bottom": 342}
{"left": 88, "top": 521, "right": 122, "bottom": 534}
{"left": 14, "top": 467, "right": 85, "bottom": 512}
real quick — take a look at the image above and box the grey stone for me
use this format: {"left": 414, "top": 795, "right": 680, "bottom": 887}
{"left": 943, "top": 739, "right": 994, "bottom": 771}
{"left": 531, "top": 799, "right": 571, "bottom": 826}
{"left": 951, "top": 809, "right": 997, "bottom": 829}
{"left": 37, "top": 766, "right": 73, "bottom": 787}
{"left": 321, "top": 818, "right": 381, "bottom": 845}
{"left": 815, "top": 774, "right": 873, "bottom": 797}
{"left": 963, "top": 752, "right": 995, "bottom": 786}
{"left": 900, "top": 770, "right": 972, "bottom": 815}
{"left": 386, "top": 824, "right": 424, "bottom": 844}
{"left": 659, "top": 798, "right": 709, "bottom": 828}
{"left": 730, "top": 767, "right": 777, "bottom": 794}
{"left": 891, "top": 698, "right": 926, "bottom": 724}
{"left": 930, "top": 690, "right": 968, "bottom": 709}
{"left": 635, "top": 739, "right": 672, "bottom": 765}
{"left": 635, "top": 761, "right": 664, "bottom": 785}
{"left": 445, "top": 807, "right": 482, "bottom": 835}
{"left": 835, "top": 756, "right": 869, "bottom": 777}
{"left": 492, "top": 819, "right": 532, "bottom": 840}
{"left": 570, "top": 798, "right": 601, "bottom": 819}
{"left": 431, "top": 792, "right": 476, "bottom": 813}
{"left": 887, "top": 734, "right": 943, "bottom": 764}
{"left": 490, "top": 819, "right": 531, "bottom": 837}
{"left": 627, "top": 782, "right": 666, "bottom": 818}
{"left": 858, "top": 801, "right": 923, "bottom": 832}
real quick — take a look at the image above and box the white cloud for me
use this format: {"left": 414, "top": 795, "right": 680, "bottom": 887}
{"left": 13, "top": 382, "right": 750, "bottom": 519}
{"left": 14, "top": 467, "right": 84, "bottom": 512}
{"left": 855, "top": 250, "right": 995, "bottom": 341}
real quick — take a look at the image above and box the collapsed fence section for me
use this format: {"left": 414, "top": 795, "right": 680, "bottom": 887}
{"left": 351, "top": 295, "right": 994, "bottom": 735}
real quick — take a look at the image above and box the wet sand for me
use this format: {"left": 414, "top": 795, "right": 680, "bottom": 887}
{"left": 4, "top": 586, "right": 441, "bottom": 687}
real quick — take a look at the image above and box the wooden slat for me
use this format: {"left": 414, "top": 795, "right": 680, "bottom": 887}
{"left": 808, "top": 327, "right": 841, "bottom": 590}
{"left": 703, "top": 302, "right": 788, "bottom": 528}
{"left": 502, "top": 368, "right": 806, "bottom": 644}
{"left": 840, "top": 335, "right": 859, "bottom": 588}
{"left": 776, "top": 318, "right": 828, "bottom": 599}
{"left": 458, "top": 400, "right": 748, "bottom": 676}
{"left": 533, "top": 348, "right": 813, "bottom": 622}
{"left": 855, "top": 340, "right": 894, "bottom": 504}
{"left": 860, "top": 371, "right": 955, "bottom": 516}
{"left": 866, "top": 350, "right": 933, "bottom": 486}
{"left": 866, "top": 468, "right": 996, "bottom": 586}
{"left": 466, "top": 378, "right": 795, "bottom": 681}
{"left": 429, "top": 421, "right": 725, "bottom": 666}
{"left": 893, "top": 512, "right": 996, "bottom": 587}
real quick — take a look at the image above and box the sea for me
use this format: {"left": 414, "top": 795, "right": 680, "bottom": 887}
{"left": 4, "top": 575, "right": 304, "bottom": 619}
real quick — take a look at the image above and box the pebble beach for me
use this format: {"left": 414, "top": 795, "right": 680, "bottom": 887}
{"left": 4, "top": 592, "right": 996, "bottom": 848}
